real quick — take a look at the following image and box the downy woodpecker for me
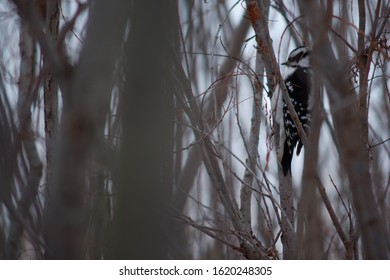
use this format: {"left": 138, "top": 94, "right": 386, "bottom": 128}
{"left": 272, "top": 46, "right": 312, "bottom": 176}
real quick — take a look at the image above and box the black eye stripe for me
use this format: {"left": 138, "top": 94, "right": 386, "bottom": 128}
{"left": 301, "top": 51, "right": 310, "bottom": 58}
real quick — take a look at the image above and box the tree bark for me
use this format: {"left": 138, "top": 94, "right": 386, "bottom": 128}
{"left": 43, "top": 0, "right": 59, "bottom": 202}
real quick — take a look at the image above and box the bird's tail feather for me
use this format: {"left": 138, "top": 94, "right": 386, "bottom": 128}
{"left": 281, "top": 141, "right": 293, "bottom": 176}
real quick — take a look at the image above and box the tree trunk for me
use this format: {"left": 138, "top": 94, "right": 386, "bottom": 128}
{"left": 110, "top": 0, "right": 179, "bottom": 259}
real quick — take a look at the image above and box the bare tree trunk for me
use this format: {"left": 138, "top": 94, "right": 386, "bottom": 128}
{"left": 239, "top": 51, "right": 263, "bottom": 239}
{"left": 296, "top": 78, "right": 324, "bottom": 259}
{"left": 43, "top": 0, "right": 60, "bottom": 197}
{"left": 0, "top": 78, "right": 14, "bottom": 259}
{"left": 110, "top": 0, "right": 179, "bottom": 259}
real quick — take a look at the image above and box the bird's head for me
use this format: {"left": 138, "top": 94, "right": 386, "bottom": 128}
{"left": 282, "top": 46, "right": 311, "bottom": 68}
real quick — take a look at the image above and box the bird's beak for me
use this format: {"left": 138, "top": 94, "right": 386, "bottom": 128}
{"left": 281, "top": 61, "right": 289, "bottom": 66}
